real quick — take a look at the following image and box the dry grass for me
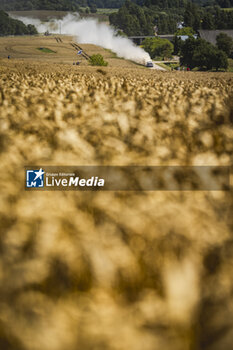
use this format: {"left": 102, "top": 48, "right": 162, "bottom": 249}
{"left": 0, "top": 60, "right": 233, "bottom": 350}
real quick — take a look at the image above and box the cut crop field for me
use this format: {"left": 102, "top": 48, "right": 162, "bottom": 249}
{"left": 0, "top": 59, "right": 233, "bottom": 350}
{"left": 0, "top": 35, "right": 138, "bottom": 67}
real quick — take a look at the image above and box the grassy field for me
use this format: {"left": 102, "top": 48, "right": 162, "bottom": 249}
{"left": 0, "top": 35, "right": 233, "bottom": 350}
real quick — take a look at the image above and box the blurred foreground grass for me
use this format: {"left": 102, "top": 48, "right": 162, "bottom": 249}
{"left": 0, "top": 61, "right": 233, "bottom": 350}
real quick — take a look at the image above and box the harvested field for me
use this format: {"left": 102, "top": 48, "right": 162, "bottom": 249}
{"left": 0, "top": 36, "right": 138, "bottom": 67}
{"left": 0, "top": 59, "right": 233, "bottom": 350}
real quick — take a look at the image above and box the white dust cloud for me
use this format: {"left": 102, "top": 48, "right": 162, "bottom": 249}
{"left": 13, "top": 13, "right": 151, "bottom": 64}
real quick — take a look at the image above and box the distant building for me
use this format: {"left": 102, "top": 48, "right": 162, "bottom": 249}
{"left": 154, "top": 26, "right": 158, "bottom": 35}
{"left": 177, "top": 22, "right": 184, "bottom": 29}
{"left": 177, "top": 35, "right": 198, "bottom": 41}
{"left": 198, "top": 30, "right": 233, "bottom": 45}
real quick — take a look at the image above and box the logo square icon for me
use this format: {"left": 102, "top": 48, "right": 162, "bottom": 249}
{"left": 26, "top": 168, "right": 45, "bottom": 188}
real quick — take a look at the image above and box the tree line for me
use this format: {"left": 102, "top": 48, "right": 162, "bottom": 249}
{"left": 0, "top": 0, "right": 129, "bottom": 11}
{"left": 110, "top": 0, "right": 233, "bottom": 35}
{"left": 0, "top": 10, "right": 37, "bottom": 35}
{"left": 1, "top": 0, "right": 233, "bottom": 11}
{"left": 184, "top": 2, "right": 233, "bottom": 30}
{"left": 0, "top": 0, "right": 232, "bottom": 36}
{"left": 0, "top": 0, "right": 81, "bottom": 11}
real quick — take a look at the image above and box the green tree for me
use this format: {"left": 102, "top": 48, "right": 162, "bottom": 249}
{"left": 89, "top": 54, "right": 108, "bottom": 66}
{"left": 216, "top": 32, "right": 233, "bottom": 57}
{"left": 157, "top": 15, "right": 177, "bottom": 34}
{"left": 184, "top": 2, "right": 201, "bottom": 30}
{"left": 192, "top": 42, "right": 216, "bottom": 70}
{"left": 172, "top": 35, "right": 183, "bottom": 55}
{"left": 201, "top": 12, "right": 215, "bottom": 30}
{"left": 109, "top": 0, "right": 154, "bottom": 36}
{"left": 27, "top": 24, "right": 38, "bottom": 34}
{"left": 142, "top": 37, "right": 174, "bottom": 59}
{"left": 213, "top": 49, "right": 228, "bottom": 70}
{"left": 0, "top": 10, "right": 38, "bottom": 36}
{"left": 90, "top": 4, "right": 97, "bottom": 12}
{"left": 26, "top": 1, "right": 33, "bottom": 10}
{"left": 180, "top": 36, "right": 197, "bottom": 68}
{"left": 175, "top": 27, "right": 195, "bottom": 36}
{"left": 180, "top": 37, "right": 228, "bottom": 70}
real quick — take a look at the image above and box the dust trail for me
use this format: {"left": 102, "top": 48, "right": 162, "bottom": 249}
{"left": 13, "top": 13, "right": 151, "bottom": 64}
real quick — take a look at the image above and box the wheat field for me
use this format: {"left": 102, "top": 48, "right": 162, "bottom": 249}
{"left": 0, "top": 58, "right": 233, "bottom": 350}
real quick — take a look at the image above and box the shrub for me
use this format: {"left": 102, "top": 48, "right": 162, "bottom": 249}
{"left": 89, "top": 54, "right": 108, "bottom": 66}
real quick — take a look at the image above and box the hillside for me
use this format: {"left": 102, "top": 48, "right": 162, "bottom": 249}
{"left": 0, "top": 35, "right": 140, "bottom": 68}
